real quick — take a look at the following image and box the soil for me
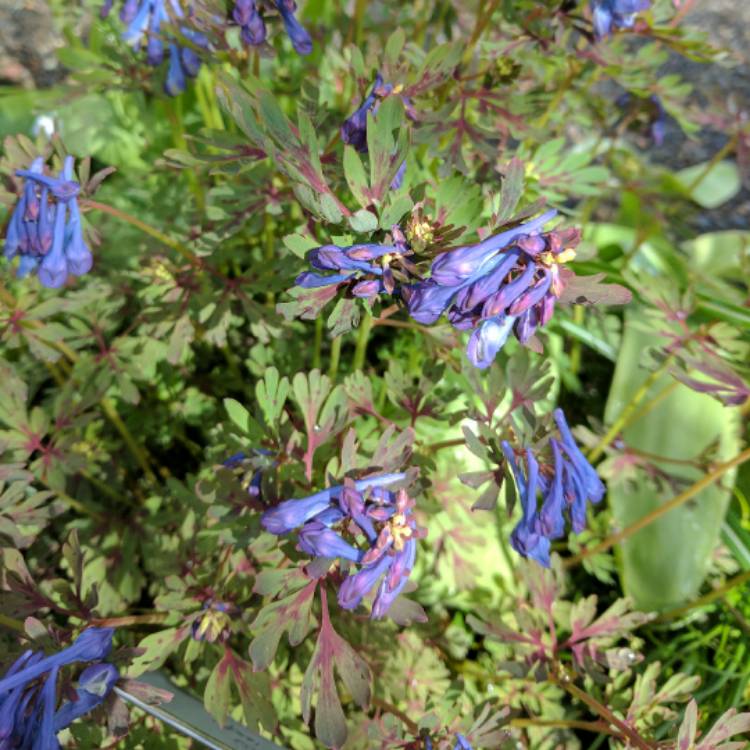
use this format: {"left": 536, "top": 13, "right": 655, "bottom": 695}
{"left": 650, "top": 0, "right": 750, "bottom": 231}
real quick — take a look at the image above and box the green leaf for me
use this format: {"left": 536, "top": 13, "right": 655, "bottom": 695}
{"left": 343, "top": 146, "right": 370, "bottom": 208}
{"left": 605, "top": 309, "right": 742, "bottom": 610}
{"left": 384, "top": 28, "right": 406, "bottom": 65}
{"left": 255, "top": 367, "right": 289, "bottom": 432}
{"left": 675, "top": 160, "right": 741, "bottom": 209}
{"left": 348, "top": 208, "right": 378, "bottom": 233}
{"left": 223, "top": 398, "right": 251, "bottom": 434}
{"left": 496, "top": 157, "right": 525, "bottom": 224}
{"left": 204, "top": 658, "right": 232, "bottom": 727}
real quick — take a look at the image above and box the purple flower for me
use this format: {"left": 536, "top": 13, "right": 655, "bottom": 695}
{"left": 106, "top": 0, "right": 208, "bottom": 95}
{"left": 261, "top": 473, "right": 407, "bottom": 534}
{"left": 275, "top": 0, "right": 312, "bottom": 55}
{"left": 590, "top": 0, "right": 651, "bottom": 39}
{"left": 53, "top": 663, "right": 119, "bottom": 731}
{"left": 233, "top": 0, "right": 311, "bottom": 54}
{"left": 294, "top": 236, "right": 415, "bottom": 301}
{"left": 405, "top": 209, "right": 580, "bottom": 368}
{"left": 505, "top": 446, "right": 551, "bottom": 567}
{"left": 4, "top": 156, "right": 94, "bottom": 288}
{"left": 235, "top": 0, "right": 267, "bottom": 45}
{"left": 466, "top": 315, "right": 516, "bottom": 369}
{"left": 298, "top": 521, "right": 364, "bottom": 562}
{"left": 341, "top": 73, "right": 390, "bottom": 153}
{"left": 341, "top": 73, "right": 409, "bottom": 183}
{"left": 0, "top": 628, "right": 117, "bottom": 749}
{"left": 263, "top": 475, "right": 423, "bottom": 618}
{"left": 454, "top": 736, "right": 474, "bottom": 750}
{"left": 502, "top": 409, "right": 605, "bottom": 567}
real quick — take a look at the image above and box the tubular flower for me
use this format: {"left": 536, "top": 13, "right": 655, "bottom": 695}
{"left": 590, "top": 0, "right": 651, "bottom": 39}
{"left": 295, "top": 230, "right": 417, "bottom": 302}
{"left": 0, "top": 628, "right": 118, "bottom": 749}
{"left": 261, "top": 474, "right": 424, "bottom": 618}
{"left": 4, "top": 156, "right": 93, "bottom": 288}
{"left": 102, "top": 0, "right": 209, "bottom": 95}
{"left": 341, "top": 73, "right": 413, "bottom": 188}
{"left": 232, "top": 0, "right": 312, "bottom": 55}
{"left": 503, "top": 409, "right": 605, "bottom": 567}
{"left": 404, "top": 210, "right": 580, "bottom": 368}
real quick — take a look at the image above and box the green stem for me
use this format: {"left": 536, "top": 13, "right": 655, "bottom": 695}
{"left": 685, "top": 135, "right": 738, "bottom": 193}
{"left": 566, "top": 447, "right": 750, "bottom": 567}
{"left": 568, "top": 305, "right": 584, "bottom": 376}
{"left": 587, "top": 355, "right": 675, "bottom": 463}
{"left": 81, "top": 200, "right": 202, "bottom": 268}
{"left": 328, "top": 336, "right": 342, "bottom": 380}
{"left": 353, "top": 0, "right": 367, "bottom": 44}
{"left": 655, "top": 569, "right": 750, "bottom": 622}
{"left": 352, "top": 309, "right": 373, "bottom": 371}
{"left": 552, "top": 673, "right": 653, "bottom": 750}
{"left": 165, "top": 96, "right": 205, "bottom": 211}
{"left": 0, "top": 613, "right": 26, "bottom": 633}
{"left": 264, "top": 216, "right": 276, "bottom": 306}
{"left": 463, "top": 0, "right": 502, "bottom": 62}
{"left": 98, "top": 398, "right": 159, "bottom": 485}
{"left": 312, "top": 317, "right": 323, "bottom": 370}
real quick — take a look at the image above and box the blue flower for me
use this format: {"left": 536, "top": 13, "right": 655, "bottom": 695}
{"left": 298, "top": 521, "right": 364, "bottom": 562}
{"left": 263, "top": 474, "right": 423, "bottom": 618}
{"left": 294, "top": 236, "right": 415, "bottom": 301}
{"left": 261, "top": 473, "right": 407, "bottom": 534}
{"left": 590, "top": 0, "right": 651, "bottom": 39}
{"left": 233, "top": 1, "right": 312, "bottom": 54}
{"left": 105, "top": 0, "right": 208, "bottom": 95}
{"left": 502, "top": 409, "right": 605, "bottom": 566}
{"left": 340, "top": 73, "right": 410, "bottom": 185}
{"left": 275, "top": 0, "right": 312, "bottom": 55}
{"left": 341, "top": 73, "right": 390, "bottom": 153}
{"left": 0, "top": 628, "right": 117, "bottom": 749}
{"left": 405, "top": 209, "right": 579, "bottom": 368}
{"left": 4, "top": 156, "right": 94, "bottom": 289}
{"left": 234, "top": 0, "right": 267, "bottom": 45}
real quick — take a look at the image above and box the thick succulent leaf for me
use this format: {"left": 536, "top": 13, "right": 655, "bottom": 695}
{"left": 605, "top": 309, "right": 741, "bottom": 610}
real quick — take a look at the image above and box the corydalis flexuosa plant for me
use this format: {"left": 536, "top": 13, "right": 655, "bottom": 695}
{"left": 405, "top": 210, "right": 580, "bottom": 368}
{"left": 102, "top": 0, "right": 209, "bottom": 95}
{"left": 341, "top": 72, "right": 411, "bottom": 188}
{"left": 233, "top": 0, "right": 313, "bottom": 55}
{"left": 0, "top": 628, "right": 118, "bottom": 749}
{"left": 589, "top": 0, "right": 652, "bottom": 39}
{"left": 4, "top": 156, "right": 93, "bottom": 288}
{"left": 503, "top": 409, "right": 605, "bottom": 566}
{"left": 261, "top": 473, "right": 423, "bottom": 619}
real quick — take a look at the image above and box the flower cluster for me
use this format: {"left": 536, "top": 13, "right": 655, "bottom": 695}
{"left": 295, "top": 230, "right": 415, "bottom": 301}
{"left": 191, "top": 601, "right": 235, "bottom": 643}
{"left": 102, "top": 0, "right": 209, "bottom": 95}
{"left": 590, "top": 0, "right": 652, "bottom": 39}
{"left": 503, "top": 408, "right": 605, "bottom": 567}
{"left": 4, "top": 156, "right": 93, "bottom": 289}
{"left": 233, "top": 0, "right": 312, "bottom": 55}
{"left": 0, "top": 628, "right": 118, "bottom": 749}
{"left": 261, "top": 474, "right": 423, "bottom": 618}
{"left": 404, "top": 210, "right": 580, "bottom": 369}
